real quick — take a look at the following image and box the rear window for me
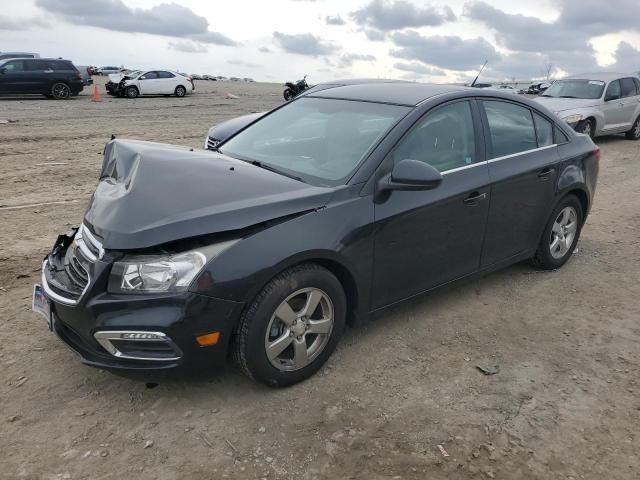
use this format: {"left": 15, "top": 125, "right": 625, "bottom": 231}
{"left": 482, "top": 100, "right": 537, "bottom": 158}
{"left": 620, "top": 78, "right": 637, "bottom": 98}
{"left": 157, "top": 71, "right": 175, "bottom": 78}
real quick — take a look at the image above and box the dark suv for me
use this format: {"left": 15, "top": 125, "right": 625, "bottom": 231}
{"left": 0, "top": 58, "right": 84, "bottom": 99}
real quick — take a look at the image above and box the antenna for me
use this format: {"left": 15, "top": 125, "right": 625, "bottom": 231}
{"left": 471, "top": 60, "right": 487, "bottom": 87}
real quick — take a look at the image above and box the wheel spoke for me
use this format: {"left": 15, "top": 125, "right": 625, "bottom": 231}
{"left": 550, "top": 236, "right": 561, "bottom": 253}
{"left": 292, "top": 338, "right": 309, "bottom": 367}
{"left": 552, "top": 222, "right": 562, "bottom": 234}
{"left": 307, "top": 316, "right": 332, "bottom": 335}
{"left": 275, "top": 301, "right": 297, "bottom": 326}
{"left": 565, "top": 221, "right": 577, "bottom": 234}
{"left": 301, "top": 290, "right": 323, "bottom": 317}
{"left": 266, "top": 331, "right": 292, "bottom": 361}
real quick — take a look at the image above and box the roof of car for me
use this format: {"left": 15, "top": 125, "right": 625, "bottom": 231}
{"left": 564, "top": 72, "right": 638, "bottom": 82}
{"left": 307, "top": 82, "right": 472, "bottom": 106}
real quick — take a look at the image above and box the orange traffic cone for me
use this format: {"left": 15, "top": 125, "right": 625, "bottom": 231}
{"left": 91, "top": 84, "right": 102, "bottom": 102}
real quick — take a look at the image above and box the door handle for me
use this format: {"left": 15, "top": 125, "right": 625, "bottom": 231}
{"left": 537, "top": 167, "right": 555, "bottom": 180}
{"left": 463, "top": 191, "right": 487, "bottom": 205}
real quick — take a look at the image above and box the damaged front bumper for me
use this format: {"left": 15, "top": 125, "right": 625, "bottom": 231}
{"left": 37, "top": 226, "right": 244, "bottom": 371}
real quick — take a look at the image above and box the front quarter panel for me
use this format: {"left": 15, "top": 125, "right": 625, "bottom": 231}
{"left": 191, "top": 185, "right": 374, "bottom": 322}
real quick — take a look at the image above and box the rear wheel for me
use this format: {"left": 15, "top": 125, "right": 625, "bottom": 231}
{"left": 530, "top": 195, "right": 583, "bottom": 270}
{"left": 50, "top": 82, "right": 71, "bottom": 100}
{"left": 625, "top": 116, "right": 640, "bottom": 140}
{"left": 283, "top": 88, "right": 295, "bottom": 101}
{"left": 575, "top": 118, "right": 594, "bottom": 138}
{"left": 175, "top": 85, "right": 186, "bottom": 97}
{"left": 233, "top": 264, "right": 346, "bottom": 387}
{"left": 125, "top": 86, "right": 138, "bottom": 98}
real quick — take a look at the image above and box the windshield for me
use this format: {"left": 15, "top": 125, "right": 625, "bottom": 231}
{"left": 219, "top": 97, "right": 409, "bottom": 186}
{"left": 543, "top": 79, "right": 605, "bottom": 99}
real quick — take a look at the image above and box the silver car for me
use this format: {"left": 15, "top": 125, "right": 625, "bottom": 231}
{"left": 534, "top": 72, "right": 640, "bottom": 140}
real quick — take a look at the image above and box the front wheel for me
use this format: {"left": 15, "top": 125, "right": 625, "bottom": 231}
{"left": 125, "top": 86, "right": 138, "bottom": 98}
{"left": 575, "top": 118, "right": 594, "bottom": 138}
{"left": 50, "top": 82, "right": 71, "bottom": 100}
{"left": 283, "top": 88, "right": 295, "bottom": 101}
{"left": 625, "top": 116, "right": 640, "bottom": 140}
{"left": 530, "top": 195, "right": 583, "bottom": 270}
{"left": 233, "top": 264, "right": 346, "bottom": 387}
{"left": 175, "top": 85, "right": 186, "bottom": 97}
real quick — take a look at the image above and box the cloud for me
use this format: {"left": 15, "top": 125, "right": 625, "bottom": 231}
{"left": 227, "top": 59, "right": 260, "bottom": 68}
{"left": 258, "top": 46, "right": 272, "bottom": 53}
{"left": 336, "top": 53, "right": 377, "bottom": 68}
{"left": 364, "top": 29, "right": 386, "bottom": 41}
{"left": 34, "top": 0, "right": 238, "bottom": 45}
{"left": 557, "top": 0, "right": 640, "bottom": 37}
{"left": 394, "top": 61, "right": 445, "bottom": 76}
{"left": 168, "top": 40, "right": 208, "bottom": 53}
{"left": 351, "top": 0, "right": 455, "bottom": 31}
{"left": 273, "top": 31, "right": 338, "bottom": 56}
{"left": 608, "top": 41, "right": 640, "bottom": 72}
{"left": 325, "top": 15, "right": 346, "bottom": 26}
{"left": 390, "top": 31, "right": 500, "bottom": 71}
{"left": 0, "top": 14, "right": 49, "bottom": 30}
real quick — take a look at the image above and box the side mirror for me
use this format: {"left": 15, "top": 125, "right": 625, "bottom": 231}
{"left": 378, "top": 159, "right": 443, "bottom": 192}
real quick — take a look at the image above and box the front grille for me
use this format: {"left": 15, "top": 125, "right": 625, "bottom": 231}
{"left": 43, "top": 224, "right": 103, "bottom": 305}
{"left": 206, "top": 136, "right": 221, "bottom": 151}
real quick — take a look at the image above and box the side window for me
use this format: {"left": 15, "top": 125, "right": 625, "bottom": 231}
{"left": 158, "top": 71, "right": 175, "bottom": 78}
{"left": 140, "top": 71, "right": 158, "bottom": 80}
{"left": 24, "top": 60, "right": 50, "bottom": 71}
{"left": 554, "top": 126, "right": 569, "bottom": 144}
{"left": 533, "top": 112, "right": 553, "bottom": 147}
{"left": 605, "top": 80, "right": 621, "bottom": 100}
{"left": 633, "top": 78, "right": 640, "bottom": 95}
{"left": 620, "top": 78, "right": 636, "bottom": 98}
{"left": 2, "top": 60, "right": 24, "bottom": 72}
{"left": 483, "top": 100, "right": 537, "bottom": 158}
{"left": 392, "top": 101, "right": 476, "bottom": 173}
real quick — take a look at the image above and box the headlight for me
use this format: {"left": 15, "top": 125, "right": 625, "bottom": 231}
{"left": 562, "top": 113, "right": 583, "bottom": 125}
{"left": 108, "top": 240, "right": 237, "bottom": 294}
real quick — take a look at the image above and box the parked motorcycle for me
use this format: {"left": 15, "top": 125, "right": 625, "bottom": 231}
{"left": 283, "top": 75, "right": 309, "bottom": 101}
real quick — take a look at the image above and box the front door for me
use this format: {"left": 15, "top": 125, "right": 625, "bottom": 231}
{"left": 372, "top": 100, "right": 490, "bottom": 309}
{"left": 138, "top": 71, "right": 160, "bottom": 95}
{"left": 479, "top": 100, "right": 560, "bottom": 267}
{"left": 602, "top": 79, "right": 628, "bottom": 132}
{"left": 0, "top": 60, "right": 26, "bottom": 93}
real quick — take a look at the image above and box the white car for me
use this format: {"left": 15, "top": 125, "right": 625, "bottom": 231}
{"left": 119, "top": 70, "right": 194, "bottom": 98}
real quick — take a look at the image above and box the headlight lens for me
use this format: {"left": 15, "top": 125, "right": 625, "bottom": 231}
{"left": 108, "top": 240, "right": 236, "bottom": 294}
{"left": 562, "top": 113, "right": 583, "bottom": 125}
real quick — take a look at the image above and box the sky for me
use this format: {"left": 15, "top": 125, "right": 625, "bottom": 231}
{"left": 2, "top": 0, "right": 640, "bottom": 84}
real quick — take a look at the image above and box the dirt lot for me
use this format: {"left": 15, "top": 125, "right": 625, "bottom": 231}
{"left": 1, "top": 78, "right": 639, "bottom": 480}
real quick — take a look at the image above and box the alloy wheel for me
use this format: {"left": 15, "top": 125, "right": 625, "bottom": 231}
{"left": 549, "top": 206, "right": 578, "bottom": 259}
{"left": 52, "top": 83, "right": 70, "bottom": 99}
{"left": 264, "top": 287, "right": 334, "bottom": 372}
{"left": 634, "top": 119, "right": 640, "bottom": 139}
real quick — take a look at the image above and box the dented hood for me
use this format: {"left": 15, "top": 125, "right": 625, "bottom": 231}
{"left": 84, "top": 139, "right": 332, "bottom": 250}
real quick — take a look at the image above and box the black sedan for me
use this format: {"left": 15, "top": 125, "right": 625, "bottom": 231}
{"left": 33, "top": 82, "right": 599, "bottom": 387}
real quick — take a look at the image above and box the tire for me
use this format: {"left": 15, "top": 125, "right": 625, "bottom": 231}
{"left": 283, "top": 88, "right": 295, "bottom": 101}
{"left": 530, "top": 195, "right": 584, "bottom": 270}
{"left": 50, "top": 82, "right": 71, "bottom": 100}
{"left": 625, "top": 116, "right": 640, "bottom": 140}
{"left": 125, "top": 86, "right": 138, "bottom": 98}
{"left": 233, "top": 264, "right": 346, "bottom": 387}
{"left": 175, "top": 85, "right": 186, "bottom": 97}
{"left": 575, "top": 118, "right": 594, "bottom": 138}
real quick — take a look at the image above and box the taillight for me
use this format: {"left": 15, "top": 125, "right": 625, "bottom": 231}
{"left": 594, "top": 146, "right": 600, "bottom": 161}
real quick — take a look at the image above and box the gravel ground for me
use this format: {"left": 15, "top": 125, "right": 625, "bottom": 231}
{"left": 1, "top": 78, "right": 639, "bottom": 480}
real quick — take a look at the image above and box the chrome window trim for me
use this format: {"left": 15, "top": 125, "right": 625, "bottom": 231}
{"left": 487, "top": 144, "right": 557, "bottom": 164}
{"left": 93, "top": 330, "right": 183, "bottom": 361}
{"left": 441, "top": 161, "right": 487, "bottom": 175}
{"left": 41, "top": 259, "right": 90, "bottom": 306}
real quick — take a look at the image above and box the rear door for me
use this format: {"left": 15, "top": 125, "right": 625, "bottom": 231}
{"left": 372, "top": 100, "right": 491, "bottom": 308}
{"left": 479, "top": 99, "right": 560, "bottom": 267}
{"left": 619, "top": 77, "right": 640, "bottom": 128}
{"left": 157, "top": 71, "right": 177, "bottom": 93}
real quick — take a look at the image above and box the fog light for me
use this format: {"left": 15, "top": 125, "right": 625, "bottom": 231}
{"left": 120, "top": 332, "right": 162, "bottom": 340}
{"left": 196, "top": 332, "right": 220, "bottom": 346}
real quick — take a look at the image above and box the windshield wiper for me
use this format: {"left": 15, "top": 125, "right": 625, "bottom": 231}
{"left": 246, "top": 159, "right": 306, "bottom": 183}
{"left": 559, "top": 95, "right": 577, "bottom": 98}
{"left": 540, "top": 94, "right": 553, "bottom": 97}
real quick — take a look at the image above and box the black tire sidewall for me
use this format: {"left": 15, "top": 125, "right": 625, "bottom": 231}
{"left": 577, "top": 119, "right": 594, "bottom": 138}
{"left": 627, "top": 116, "right": 640, "bottom": 140}
{"left": 535, "top": 195, "right": 583, "bottom": 269}
{"left": 239, "top": 266, "right": 346, "bottom": 387}
{"left": 51, "top": 82, "right": 70, "bottom": 100}
{"left": 126, "top": 86, "right": 138, "bottom": 98}
{"left": 283, "top": 88, "right": 294, "bottom": 101}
